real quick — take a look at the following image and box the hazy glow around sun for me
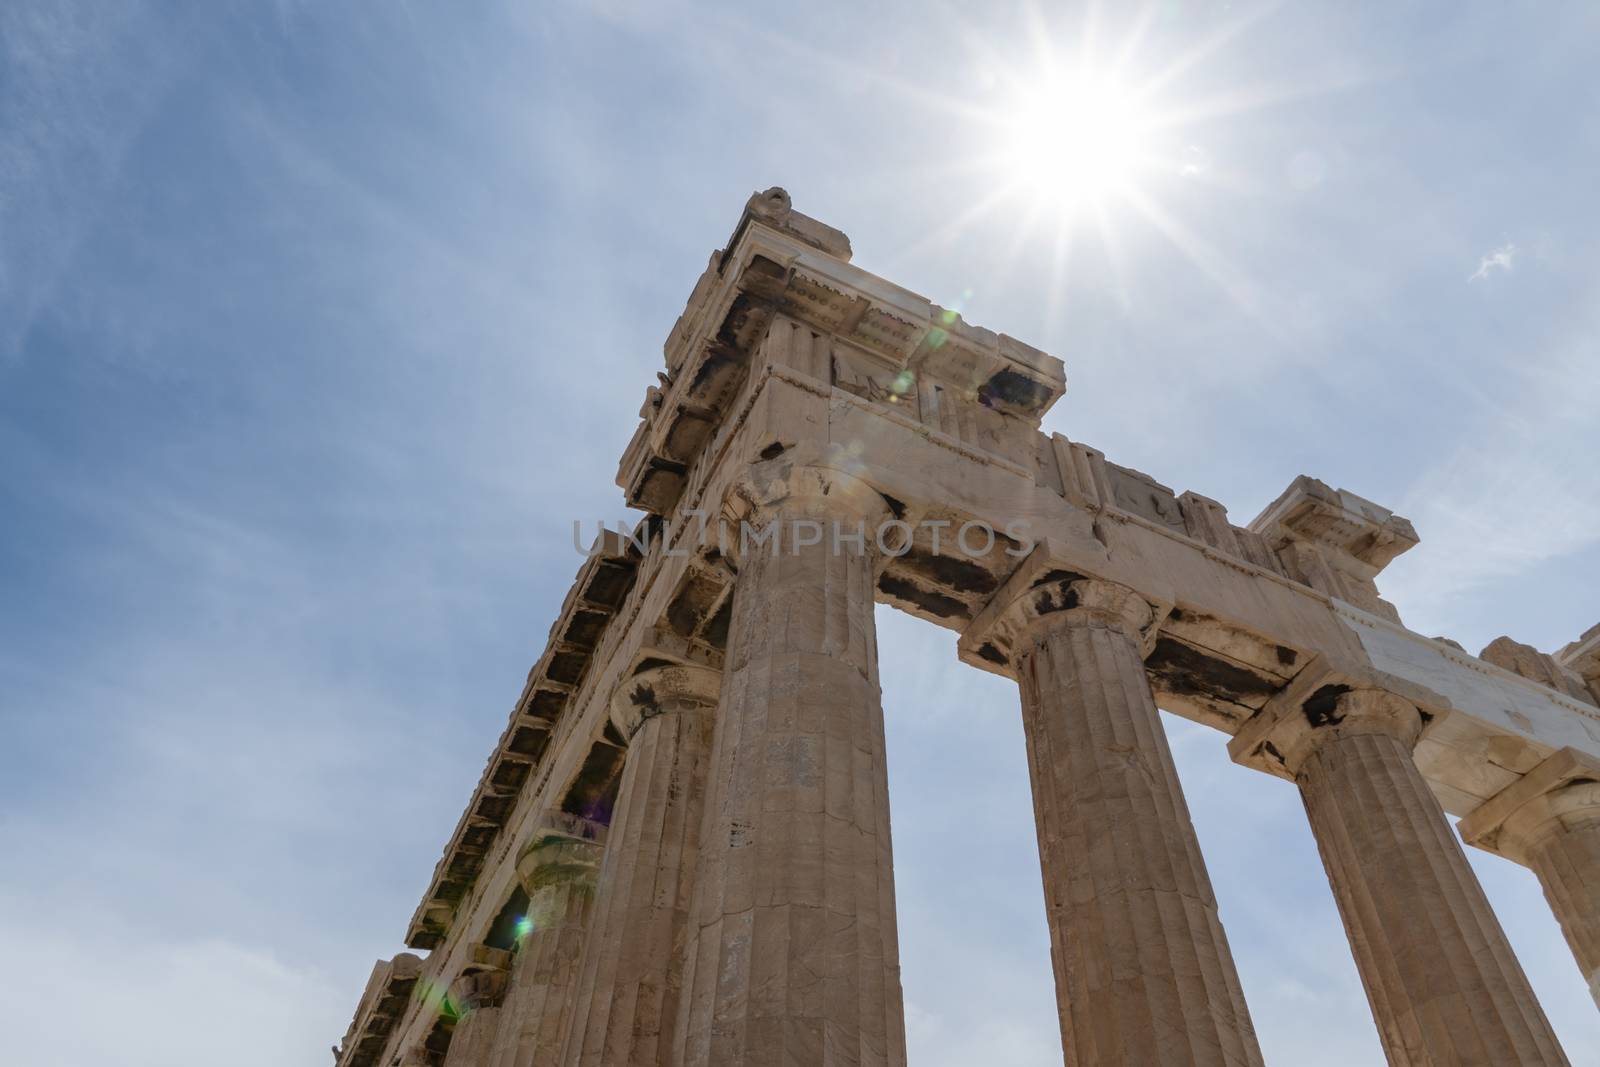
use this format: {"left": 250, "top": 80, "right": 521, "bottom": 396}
{"left": 1001, "top": 71, "right": 1154, "bottom": 209}
{"left": 902, "top": 14, "right": 1275, "bottom": 318}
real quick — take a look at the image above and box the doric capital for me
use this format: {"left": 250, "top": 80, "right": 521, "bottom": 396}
{"left": 514, "top": 811, "right": 607, "bottom": 895}
{"left": 1230, "top": 657, "right": 1429, "bottom": 780}
{"left": 723, "top": 454, "right": 893, "bottom": 527}
{"left": 1459, "top": 747, "right": 1600, "bottom": 865}
{"left": 610, "top": 659, "right": 722, "bottom": 740}
{"left": 962, "top": 564, "right": 1157, "bottom": 675}
{"left": 447, "top": 945, "right": 512, "bottom": 1015}
{"left": 717, "top": 452, "right": 896, "bottom": 567}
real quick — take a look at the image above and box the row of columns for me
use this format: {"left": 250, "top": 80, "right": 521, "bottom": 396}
{"left": 422, "top": 469, "right": 1592, "bottom": 1066}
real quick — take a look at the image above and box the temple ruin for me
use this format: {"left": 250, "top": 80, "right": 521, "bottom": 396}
{"left": 334, "top": 189, "right": 1599, "bottom": 1066}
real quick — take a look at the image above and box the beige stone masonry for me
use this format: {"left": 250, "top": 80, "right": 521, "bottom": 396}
{"left": 675, "top": 462, "right": 906, "bottom": 1066}
{"left": 339, "top": 191, "right": 1600, "bottom": 1066}
{"left": 1231, "top": 676, "right": 1569, "bottom": 1065}
{"left": 560, "top": 660, "right": 722, "bottom": 1065}
{"left": 1480, "top": 636, "right": 1596, "bottom": 707}
{"left": 485, "top": 814, "right": 606, "bottom": 1067}
{"left": 1460, "top": 747, "right": 1600, "bottom": 1009}
{"left": 1247, "top": 476, "right": 1417, "bottom": 624}
{"left": 1556, "top": 623, "right": 1600, "bottom": 707}
{"left": 967, "top": 570, "right": 1263, "bottom": 1066}
{"left": 336, "top": 953, "right": 424, "bottom": 1067}
{"left": 442, "top": 946, "right": 511, "bottom": 1067}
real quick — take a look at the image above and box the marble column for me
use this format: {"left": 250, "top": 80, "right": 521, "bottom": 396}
{"left": 1232, "top": 685, "right": 1569, "bottom": 1065}
{"left": 676, "top": 467, "right": 906, "bottom": 1066}
{"left": 443, "top": 947, "right": 512, "bottom": 1067}
{"left": 487, "top": 813, "right": 607, "bottom": 1067}
{"left": 983, "top": 575, "right": 1262, "bottom": 1066}
{"left": 561, "top": 661, "right": 721, "bottom": 1065}
{"left": 1461, "top": 747, "right": 1600, "bottom": 1011}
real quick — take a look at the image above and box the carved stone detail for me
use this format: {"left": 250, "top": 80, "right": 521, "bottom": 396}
{"left": 1233, "top": 684, "right": 1568, "bottom": 1065}
{"left": 676, "top": 468, "right": 906, "bottom": 1065}
{"left": 1461, "top": 748, "right": 1600, "bottom": 1009}
{"left": 335, "top": 190, "right": 1597, "bottom": 1067}
{"left": 482, "top": 816, "right": 606, "bottom": 1067}
{"left": 975, "top": 575, "right": 1263, "bottom": 1065}
{"left": 560, "top": 659, "right": 721, "bottom": 1065}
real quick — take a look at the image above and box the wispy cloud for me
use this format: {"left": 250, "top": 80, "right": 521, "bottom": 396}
{"left": 1381, "top": 293, "right": 1600, "bottom": 634}
{"left": 1469, "top": 241, "right": 1517, "bottom": 282}
{"left": 0, "top": 2, "right": 189, "bottom": 360}
{"left": 0, "top": 888, "right": 345, "bottom": 1067}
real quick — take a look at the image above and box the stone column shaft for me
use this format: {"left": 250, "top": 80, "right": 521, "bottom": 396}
{"left": 1460, "top": 748, "right": 1600, "bottom": 1011}
{"left": 1236, "top": 685, "right": 1568, "bottom": 1066}
{"left": 1006, "top": 580, "right": 1261, "bottom": 1066}
{"left": 487, "top": 816, "right": 606, "bottom": 1067}
{"left": 442, "top": 947, "right": 511, "bottom": 1067}
{"left": 561, "top": 663, "right": 719, "bottom": 1065}
{"left": 677, "top": 471, "right": 906, "bottom": 1066}
{"left": 1526, "top": 810, "right": 1600, "bottom": 1008}
{"left": 445, "top": 1006, "right": 503, "bottom": 1067}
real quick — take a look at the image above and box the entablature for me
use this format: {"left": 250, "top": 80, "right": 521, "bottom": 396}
{"left": 334, "top": 952, "right": 423, "bottom": 1067}
{"left": 616, "top": 187, "right": 1065, "bottom": 519}
{"left": 402, "top": 529, "right": 639, "bottom": 950}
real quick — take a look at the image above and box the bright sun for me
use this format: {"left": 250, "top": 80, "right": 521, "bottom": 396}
{"left": 1001, "top": 73, "right": 1154, "bottom": 210}
{"left": 900, "top": 14, "right": 1267, "bottom": 319}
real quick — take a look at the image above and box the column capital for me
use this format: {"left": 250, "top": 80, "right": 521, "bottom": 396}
{"left": 723, "top": 454, "right": 896, "bottom": 527}
{"left": 1460, "top": 747, "right": 1600, "bottom": 864}
{"left": 1230, "top": 656, "right": 1432, "bottom": 779}
{"left": 447, "top": 944, "right": 512, "bottom": 1015}
{"left": 962, "top": 564, "right": 1158, "bottom": 681}
{"left": 514, "top": 811, "right": 607, "bottom": 894}
{"left": 716, "top": 460, "right": 902, "bottom": 572}
{"left": 610, "top": 657, "right": 722, "bottom": 739}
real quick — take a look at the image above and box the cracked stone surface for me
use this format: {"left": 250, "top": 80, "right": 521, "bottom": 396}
{"left": 1010, "top": 579, "right": 1263, "bottom": 1067}
{"left": 337, "top": 191, "right": 1600, "bottom": 1067}
{"left": 1460, "top": 748, "right": 1600, "bottom": 1012}
{"left": 560, "top": 663, "right": 721, "bottom": 1065}
{"left": 485, "top": 820, "right": 606, "bottom": 1067}
{"left": 442, "top": 948, "right": 510, "bottom": 1067}
{"left": 675, "top": 475, "right": 906, "bottom": 1067}
{"left": 1273, "top": 689, "right": 1569, "bottom": 1066}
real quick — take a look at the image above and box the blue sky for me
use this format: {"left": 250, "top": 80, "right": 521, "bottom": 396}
{"left": 3, "top": 3, "right": 1598, "bottom": 1064}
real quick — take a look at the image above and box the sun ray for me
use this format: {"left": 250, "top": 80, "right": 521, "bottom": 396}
{"left": 1092, "top": 198, "right": 1133, "bottom": 313}
{"left": 1119, "top": 184, "right": 1268, "bottom": 326}
{"left": 1130, "top": 3, "right": 1280, "bottom": 103}
{"left": 1042, "top": 212, "right": 1079, "bottom": 340}
{"left": 879, "top": 181, "right": 1028, "bottom": 278}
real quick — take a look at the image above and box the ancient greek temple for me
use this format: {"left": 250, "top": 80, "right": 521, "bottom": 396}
{"left": 335, "top": 190, "right": 1598, "bottom": 1066}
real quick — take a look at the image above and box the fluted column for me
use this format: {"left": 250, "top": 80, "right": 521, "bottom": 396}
{"left": 487, "top": 813, "right": 606, "bottom": 1067}
{"left": 676, "top": 465, "right": 906, "bottom": 1066}
{"left": 976, "top": 574, "right": 1262, "bottom": 1066}
{"left": 443, "top": 947, "right": 511, "bottom": 1067}
{"left": 561, "top": 660, "right": 721, "bottom": 1065}
{"left": 1232, "top": 683, "right": 1569, "bottom": 1065}
{"left": 1461, "top": 747, "right": 1600, "bottom": 1010}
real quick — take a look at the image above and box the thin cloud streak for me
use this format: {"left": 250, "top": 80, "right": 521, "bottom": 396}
{"left": 1470, "top": 241, "right": 1517, "bottom": 282}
